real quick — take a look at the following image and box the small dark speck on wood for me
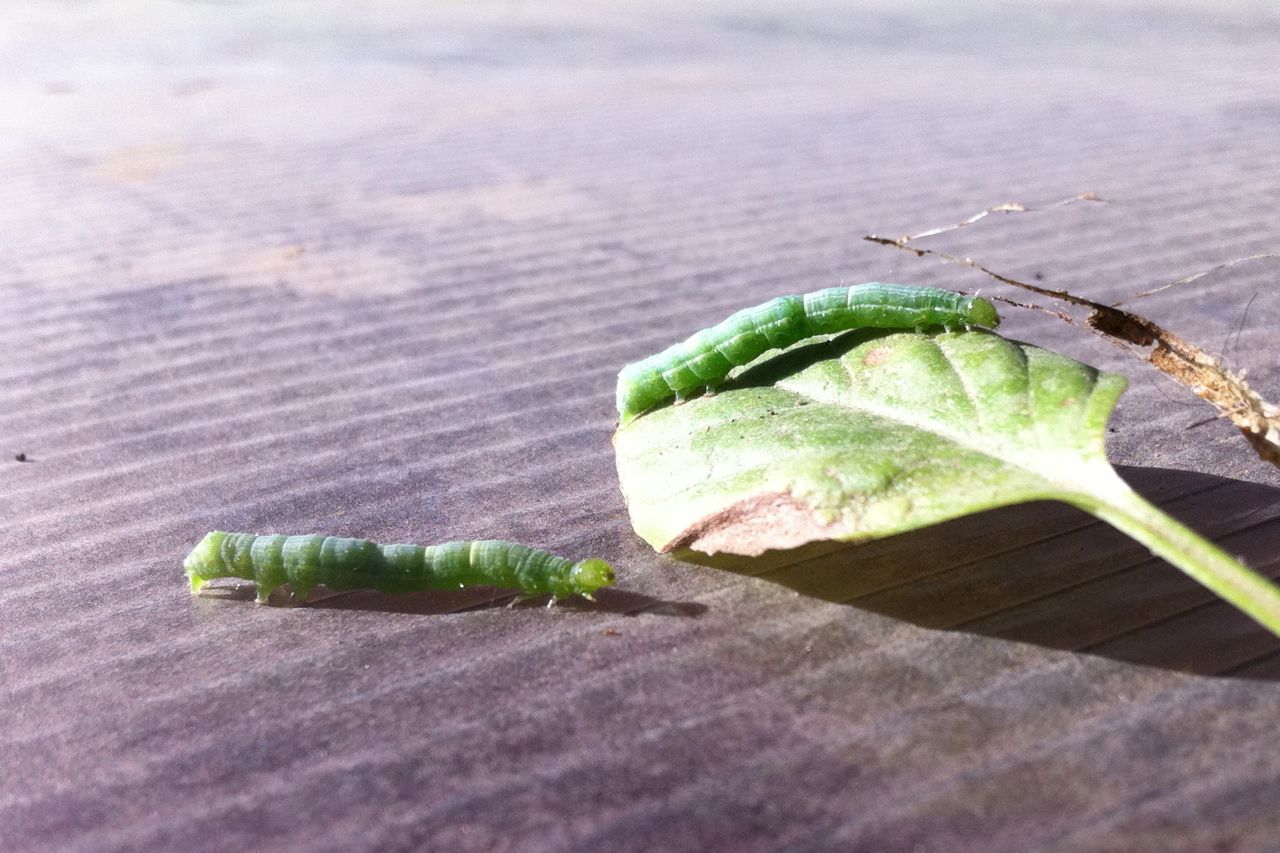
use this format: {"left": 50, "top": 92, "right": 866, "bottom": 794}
{"left": 15, "top": 452, "right": 29, "bottom": 462}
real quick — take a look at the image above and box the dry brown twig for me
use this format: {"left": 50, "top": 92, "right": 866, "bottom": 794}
{"left": 864, "top": 196, "right": 1280, "bottom": 467}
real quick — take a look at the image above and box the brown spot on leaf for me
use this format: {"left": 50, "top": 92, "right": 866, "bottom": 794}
{"left": 662, "top": 491, "right": 845, "bottom": 556}
{"left": 862, "top": 345, "right": 893, "bottom": 367}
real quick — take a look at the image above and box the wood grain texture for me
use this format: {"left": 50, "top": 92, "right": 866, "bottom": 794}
{"left": 3, "top": 2, "right": 1280, "bottom": 851}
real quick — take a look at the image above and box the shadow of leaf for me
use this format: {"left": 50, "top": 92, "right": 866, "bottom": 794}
{"left": 678, "top": 466, "right": 1280, "bottom": 680}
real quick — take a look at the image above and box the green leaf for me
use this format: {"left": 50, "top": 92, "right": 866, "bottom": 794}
{"left": 614, "top": 328, "right": 1280, "bottom": 638}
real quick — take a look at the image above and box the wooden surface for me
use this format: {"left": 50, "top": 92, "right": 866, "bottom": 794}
{"left": 4, "top": 2, "right": 1280, "bottom": 850}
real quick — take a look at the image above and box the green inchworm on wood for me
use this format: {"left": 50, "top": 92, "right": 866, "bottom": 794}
{"left": 184, "top": 532, "right": 616, "bottom": 604}
{"left": 615, "top": 283, "right": 1000, "bottom": 425}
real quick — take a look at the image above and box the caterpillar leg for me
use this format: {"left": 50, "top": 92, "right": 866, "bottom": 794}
{"left": 253, "top": 582, "right": 301, "bottom": 605}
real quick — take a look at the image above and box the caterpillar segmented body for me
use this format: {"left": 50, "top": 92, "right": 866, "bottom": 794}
{"left": 184, "top": 532, "right": 616, "bottom": 603}
{"left": 615, "top": 283, "right": 1000, "bottom": 425}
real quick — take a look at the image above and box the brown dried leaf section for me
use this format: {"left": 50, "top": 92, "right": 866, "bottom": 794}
{"left": 1145, "top": 335, "right": 1280, "bottom": 466}
{"left": 663, "top": 491, "right": 845, "bottom": 556}
{"left": 1086, "top": 304, "right": 1280, "bottom": 465}
{"left": 865, "top": 196, "right": 1280, "bottom": 468}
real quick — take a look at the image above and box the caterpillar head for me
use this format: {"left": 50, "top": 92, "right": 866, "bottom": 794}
{"left": 967, "top": 296, "right": 1001, "bottom": 329}
{"left": 569, "top": 558, "right": 616, "bottom": 595}
{"left": 616, "top": 362, "right": 671, "bottom": 425}
{"left": 183, "top": 530, "right": 228, "bottom": 592}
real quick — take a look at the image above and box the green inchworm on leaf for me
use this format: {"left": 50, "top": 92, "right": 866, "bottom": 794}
{"left": 184, "top": 532, "right": 616, "bottom": 604}
{"left": 615, "top": 283, "right": 999, "bottom": 425}
{"left": 614, "top": 301, "right": 1280, "bottom": 638}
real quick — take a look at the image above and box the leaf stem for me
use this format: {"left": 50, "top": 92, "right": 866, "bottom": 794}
{"left": 1070, "top": 477, "right": 1280, "bottom": 639}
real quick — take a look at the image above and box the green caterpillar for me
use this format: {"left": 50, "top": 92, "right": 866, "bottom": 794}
{"left": 184, "top": 532, "right": 616, "bottom": 603}
{"left": 615, "top": 283, "right": 1000, "bottom": 425}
